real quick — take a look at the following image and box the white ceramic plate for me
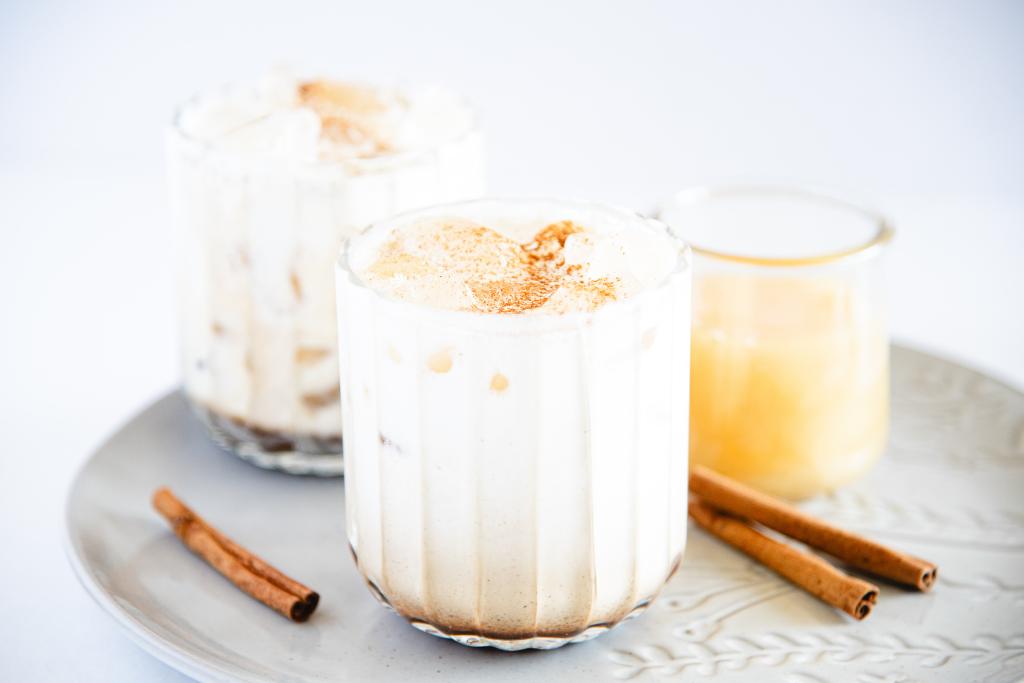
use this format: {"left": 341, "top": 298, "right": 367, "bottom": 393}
{"left": 65, "top": 346, "right": 1024, "bottom": 682}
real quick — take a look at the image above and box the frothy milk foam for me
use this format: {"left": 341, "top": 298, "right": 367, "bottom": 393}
{"left": 337, "top": 199, "right": 691, "bottom": 649}
{"left": 352, "top": 208, "right": 678, "bottom": 314}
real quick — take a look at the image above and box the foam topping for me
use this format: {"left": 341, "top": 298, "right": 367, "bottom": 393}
{"left": 176, "top": 72, "right": 473, "bottom": 161}
{"left": 354, "top": 215, "right": 680, "bottom": 315}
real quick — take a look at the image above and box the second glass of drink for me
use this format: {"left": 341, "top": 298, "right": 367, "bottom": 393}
{"left": 168, "top": 74, "right": 483, "bottom": 475}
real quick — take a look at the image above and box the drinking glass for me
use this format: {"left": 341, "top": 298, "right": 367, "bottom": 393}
{"left": 336, "top": 198, "right": 691, "bottom": 649}
{"left": 167, "top": 82, "right": 483, "bottom": 475}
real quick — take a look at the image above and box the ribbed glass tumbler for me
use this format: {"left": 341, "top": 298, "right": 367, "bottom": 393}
{"left": 335, "top": 198, "right": 692, "bottom": 649}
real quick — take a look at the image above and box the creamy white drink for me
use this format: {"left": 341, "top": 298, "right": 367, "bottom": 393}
{"left": 336, "top": 198, "right": 691, "bottom": 649}
{"left": 168, "top": 73, "right": 482, "bottom": 474}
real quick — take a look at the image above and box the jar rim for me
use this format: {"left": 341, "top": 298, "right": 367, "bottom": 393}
{"left": 656, "top": 185, "right": 894, "bottom": 267}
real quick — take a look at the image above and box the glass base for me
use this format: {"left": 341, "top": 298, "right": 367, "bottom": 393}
{"left": 358, "top": 566, "right": 654, "bottom": 651}
{"left": 407, "top": 607, "right": 650, "bottom": 651}
{"left": 189, "top": 399, "right": 343, "bottom": 477}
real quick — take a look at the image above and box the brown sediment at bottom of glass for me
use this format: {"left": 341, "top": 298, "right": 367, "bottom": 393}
{"left": 407, "top": 608, "right": 651, "bottom": 651}
{"left": 366, "top": 579, "right": 655, "bottom": 650}
{"left": 188, "top": 399, "right": 343, "bottom": 476}
{"left": 352, "top": 548, "right": 681, "bottom": 651}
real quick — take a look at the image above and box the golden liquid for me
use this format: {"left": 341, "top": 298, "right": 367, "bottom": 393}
{"left": 690, "top": 274, "right": 889, "bottom": 500}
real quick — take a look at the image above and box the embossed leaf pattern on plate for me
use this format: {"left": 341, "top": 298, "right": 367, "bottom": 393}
{"left": 610, "top": 633, "right": 1024, "bottom": 679}
{"left": 607, "top": 348, "right": 1024, "bottom": 681}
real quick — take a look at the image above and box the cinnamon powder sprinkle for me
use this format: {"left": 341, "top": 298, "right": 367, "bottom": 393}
{"left": 366, "top": 219, "right": 622, "bottom": 314}
{"left": 297, "top": 80, "right": 393, "bottom": 156}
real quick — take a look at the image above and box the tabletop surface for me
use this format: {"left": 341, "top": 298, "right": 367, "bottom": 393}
{"left": 1, "top": 1, "right": 1022, "bottom": 680}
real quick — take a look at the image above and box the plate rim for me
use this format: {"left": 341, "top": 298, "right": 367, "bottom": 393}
{"left": 63, "top": 525, "right": 239, "bottom": 682}
{"left": 62, "top": 398, "right": 264, "bottom": 683}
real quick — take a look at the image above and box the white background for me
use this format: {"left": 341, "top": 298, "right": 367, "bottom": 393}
{"left": 1, "top": 1, "right": 1021, "bottom": 680}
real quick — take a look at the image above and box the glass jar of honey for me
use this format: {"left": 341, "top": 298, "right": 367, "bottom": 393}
{"left": 659, "top": 186, "right": 893, "bottom": 499}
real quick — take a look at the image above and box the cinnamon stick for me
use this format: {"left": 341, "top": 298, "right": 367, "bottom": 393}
{"left": 690, "top": 465, "right": 938, "bottom": 591}
{"left": 152, "top": 487, "right": 319, "bottom": 622}
{"left": 689, "top": 499, "right": 878, "bottom": 620}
